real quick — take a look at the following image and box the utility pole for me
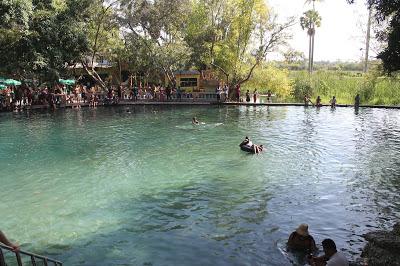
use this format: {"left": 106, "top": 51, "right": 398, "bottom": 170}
{"left": 364, "top": 7, "right": 372, "bottom": 73}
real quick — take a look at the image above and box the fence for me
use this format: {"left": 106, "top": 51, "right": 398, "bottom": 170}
{"left": 0, "top": 244, "right": 62, "bottom": 266}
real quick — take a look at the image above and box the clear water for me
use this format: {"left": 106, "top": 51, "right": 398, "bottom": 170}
{"left": 1, "top": 106, "right": 399, "bottom": 266}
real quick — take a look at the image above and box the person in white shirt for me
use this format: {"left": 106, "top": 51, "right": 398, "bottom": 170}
{"left": 309, "top": 238, "right": 348, "bottom": 266}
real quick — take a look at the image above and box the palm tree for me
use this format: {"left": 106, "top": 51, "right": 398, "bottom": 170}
{"left": 301, "top": 0, "right": 322, "bottom": 74}
{"left": 300, "top": 10, "right": 321, "bottom": 74}
{"left": 305, "top": 0, "right": 321, "bottom": 10}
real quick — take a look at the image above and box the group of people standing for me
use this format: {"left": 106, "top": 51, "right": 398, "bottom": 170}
{"left": 243, "top": 89, "right": 273, "bottom": 103}
{"left": 216, "top": 85, "right": 229, "bottom": 102}
{"left": 233, "top": 84, "right": 272, "bottom": 103}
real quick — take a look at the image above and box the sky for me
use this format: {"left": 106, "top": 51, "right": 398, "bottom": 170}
{"left": 266, "top": 0, "right": 374, "bottom": 62}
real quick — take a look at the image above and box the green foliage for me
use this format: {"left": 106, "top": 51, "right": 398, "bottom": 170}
{"left": 288, "top": 68, "right": 400, "bottom": 105}
{"left": 183, "top": 0, "right": 292, "bottom": 88}
{"left": 0, "top": 0, "right": 92, "bottom": 81}
{"left": 300, "top": 10, "right": 321, "bottom": 33}
{"left": 0, "top": 0, "right": 32, "bottom": 29}
{"left": 243, "top": 64, "right": 292, "bottom": 99}
{"left": 118, "top": 0, "right": 192, "bottom": 84}
{"left": 87, "top": 1, "right": 124, "bottom": 61}
{"left": 347, "top": 0, "right": 400, "bottom": 74}
{"left": 291, "top": 71, "right": 313, "bottom": 100}
{"left": 211, "top": 0, "right": 272, "bottom": 85}
{"left": 283, "top": 49, "right": 305, "bottom": 64}
{"left": 377, "top": 18, "right": 400, "bottom": 74}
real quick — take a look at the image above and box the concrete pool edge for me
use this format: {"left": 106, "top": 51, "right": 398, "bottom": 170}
{"left": 2, "top": 101, "right": 400, "bottom": 112}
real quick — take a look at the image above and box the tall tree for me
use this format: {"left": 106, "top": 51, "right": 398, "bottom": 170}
{"left": 300, "top": 1, "right": 322, "bottom": 74}
{"left": 184, "top": 0, "right": 294, "bottom": 88}
{"left": 0, "top": 0, "right": 92, "bottom": 81}
{"left": 83, "top": 0, "right": 124, "bottom": 88}
{"left": 364, "top": 6, "right": 373, "bottom": 72}
{"left": 348, "top": 0, "right": 400, "bottom": 74}
{"left": 118, "top": 0, "right": 191, "bottom": 86}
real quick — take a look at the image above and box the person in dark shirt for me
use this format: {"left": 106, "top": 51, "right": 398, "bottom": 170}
{"left": 288, "top": 223, "right": 317, "bottom": 253}
{"left": 245, "top": 90, "right": 251, "bottom": 102}
{"left": 354, "top": 94, "right": 360, "bottom": 108}
{"left": 316, "top": 96, "right": 322, "bottom": 107}
{"left": 330, "top": 96, "right": 337, "bottom": 108}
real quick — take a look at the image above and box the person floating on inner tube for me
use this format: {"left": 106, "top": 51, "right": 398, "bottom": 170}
{"left": 192, "top": 117, "right": 200, "bottom": 125}
{"left": 240, "top": 137, "right": 264, "bottom": 154}
{"left": 239, "top": 136, "right": 253, "bottom": 147}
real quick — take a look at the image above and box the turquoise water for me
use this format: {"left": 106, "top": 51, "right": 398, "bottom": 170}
{"left": 1, "top": 106, "right": 399, "bottom": 265}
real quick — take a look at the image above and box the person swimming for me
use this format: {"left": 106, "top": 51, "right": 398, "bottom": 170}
{"left": 192, "top": 117, "right": 199, "bottom": 125}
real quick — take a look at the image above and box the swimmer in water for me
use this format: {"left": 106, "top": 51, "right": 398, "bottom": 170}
{"left": 192, "top": 117, "right": 199, "bottom": 125}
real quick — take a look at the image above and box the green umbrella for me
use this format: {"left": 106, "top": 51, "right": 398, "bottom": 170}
{"left": 0, "top": 84, "right": 7, "bottom": 90}
{"left": 59, "top": 79, "right": 75, "bottom": 85}
{"left": 1, "top": 79, "right": 22, "bottom": 86}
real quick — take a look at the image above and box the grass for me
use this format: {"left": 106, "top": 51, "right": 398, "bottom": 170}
{"left": 288, "top": 70, "right": 400, "bottom": 105}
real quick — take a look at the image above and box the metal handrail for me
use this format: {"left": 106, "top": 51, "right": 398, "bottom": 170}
{"left": 0, "top": 243, "right": 62, "bottom": 266}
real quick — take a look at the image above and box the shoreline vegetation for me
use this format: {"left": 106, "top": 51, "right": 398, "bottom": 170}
{"left": 241, "top": 67, "right": 400, "bottom": 106}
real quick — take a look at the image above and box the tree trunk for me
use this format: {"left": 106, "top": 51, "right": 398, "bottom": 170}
{"left": 308, "top": 34, "right": 312, "bottom": 74}
{"left": 82, "top": 61, "right": 107, "bottom": 89}
{"left": 364, "top": 7, "right": 372, "bottom": 73}
{"left": 311, "top": 33, "right": 315, "bottom": 74}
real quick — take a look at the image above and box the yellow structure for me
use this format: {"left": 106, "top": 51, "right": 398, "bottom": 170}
{"left": 169, "top": 70, "right": 200, "bottom": 93}
{"left": 169, "top": 70, "right": 220, "bottom": 93}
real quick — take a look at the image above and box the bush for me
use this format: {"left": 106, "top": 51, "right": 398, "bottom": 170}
{"left": 243, "top": 64, "right": 292, "bottom": 100}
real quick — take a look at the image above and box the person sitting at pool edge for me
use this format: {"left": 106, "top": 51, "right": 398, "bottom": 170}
{"left": 309, "top": 238, "right": 348, "bottom": 266}
{"left": 330, "top": 96, "right": 337, "bottom": 108}
{"left": 0, "top": 230, "right": 19, "bottom": 251}
{"left": 354, "top": 94, "right": 360, "bottom": 108}
{"left": 287, "top": 223, "right": 317, "bottom": 254}
{"left": 192, "top": 117, "right": 199, "bottom": 125}
{"left": 316, "top": 96, "right": 322, "bottom": 107}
